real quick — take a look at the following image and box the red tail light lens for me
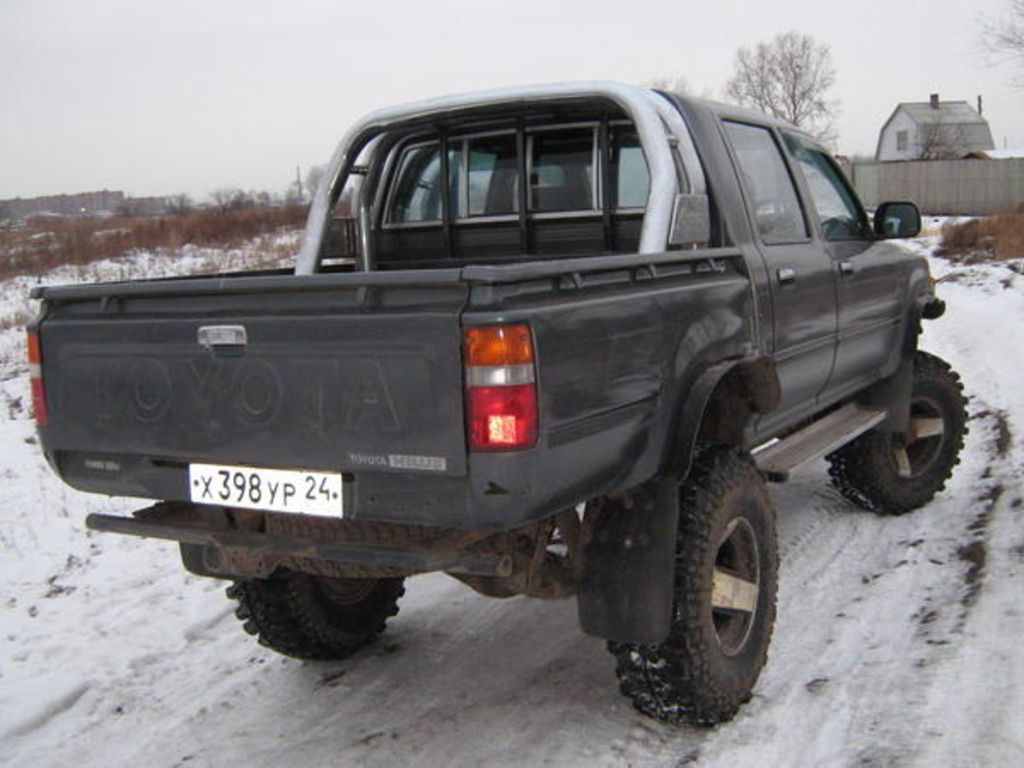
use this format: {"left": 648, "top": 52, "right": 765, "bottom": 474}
{"left": 464, "top": 324, "right": 538, "bottom": 451}
{"left": 27, "top": 331, "right": 49, "bottom": 426}
{"left": 467, "top": 385, "right": 538, "bottom": 450}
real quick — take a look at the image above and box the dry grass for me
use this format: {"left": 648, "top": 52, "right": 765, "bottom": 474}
{"left": 0, "top": 205, "right": 308, "bottom": 280}
{"left": 938, "top": 209, "right": 1024, "bottom": 263}
{"left": 0, "top": 309, "right": 32, "bottom": 333}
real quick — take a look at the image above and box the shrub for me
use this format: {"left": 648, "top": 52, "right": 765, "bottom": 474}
{"left": 0, "top": 205, "right": 308, "bottom": 280}
{"left": 938, "top": 208, "right": 1024, "bottom": 263}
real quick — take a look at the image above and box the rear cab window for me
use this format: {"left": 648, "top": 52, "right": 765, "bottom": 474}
{"left": 468, "top": 134, "right": 519, "bottom": 217}
{"left": 384, "top": 124, "right": 650, "bottom": 225}
{"left": 529, "top": 127, "right": 595, "bottom": 213}
{"left": 388, "top": 143, "right": 460, "bottom": 224}
{"left": 375, "top": 118, "right": 659, "bottom": 266}
{"left": 612, "top": 129, "right": 649, "bottom": 209}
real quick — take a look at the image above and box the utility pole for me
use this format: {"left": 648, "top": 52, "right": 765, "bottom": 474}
{"left": 295, "top": 165, "right": 303, "bottom": 201}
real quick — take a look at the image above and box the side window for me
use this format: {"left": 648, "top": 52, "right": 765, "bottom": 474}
{"left": 724, "top": 121, "right": 808, "bottom": 244}
{"left": 468, "top": 135, "right": 519, "bottom": 217}
{"left": 612, "top": 128, "right": 649, "bottom": 208}
{"left": 896, "top": 130, "right": 908, "bottom": 151}
{"left": 783, "top": 133, "right": 869, "bottom": 241}
{"left": 530, "top": 128, "right": 595, "bottom": 212}
{"left": 388, "top": 143, "right": 459, "bottom": 224}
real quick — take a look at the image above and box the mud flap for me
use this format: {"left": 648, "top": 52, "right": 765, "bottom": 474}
{"left": 858, "top": 357, "right": 913, "bottom": 436}
{"left": 577, "top": 479, "right": 679, "bottom": 644}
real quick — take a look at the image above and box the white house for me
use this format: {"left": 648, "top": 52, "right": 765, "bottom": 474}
{"left": 875, "top": 94, "right": 994, "bottom": 162}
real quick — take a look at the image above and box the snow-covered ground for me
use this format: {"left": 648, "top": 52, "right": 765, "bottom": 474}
{"left": 1, "top": 236, "right": 1021, "bottom": 767}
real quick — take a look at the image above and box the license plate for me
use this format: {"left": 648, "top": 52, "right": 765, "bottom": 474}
{"left": 188, "top": 462, "right": 344, "bottom": 517}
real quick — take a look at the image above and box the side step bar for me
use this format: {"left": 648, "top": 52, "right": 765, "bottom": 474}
{"left": 86, "top": 508, "right": 512, "bottom": 578}
{"left": 754, "top": 404, "right": 887, "bottom": 482}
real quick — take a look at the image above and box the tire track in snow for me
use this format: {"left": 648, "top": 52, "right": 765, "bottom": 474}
{"left": 2, "top": 682, "right": 91, "bottom": 739}
{"left": 696, "top": 398, "right": 1013, "bottom": 767}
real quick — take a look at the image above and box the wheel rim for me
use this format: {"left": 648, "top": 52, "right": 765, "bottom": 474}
{"left": 892, "top": 396, "right": 946, "bottom": 479}
{"left": 711, "top": 517, "right": 760, "bottom": 656}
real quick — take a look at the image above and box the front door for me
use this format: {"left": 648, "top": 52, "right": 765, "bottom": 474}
{"left": 781, "top": 132, "right": 907, "bottom": 403}
{"left": 722, "top": 120, "right": 839, "bottom": 437}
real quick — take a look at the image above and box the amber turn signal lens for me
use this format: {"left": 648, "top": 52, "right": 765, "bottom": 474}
{"left": 26, "top": 331, "right": 48, "bottom": 427}
{"left": 465, "top": 324, "right": 534, "bottom": 367}
{"left": 27, "top": 331, "right": 42, "bottom": 366}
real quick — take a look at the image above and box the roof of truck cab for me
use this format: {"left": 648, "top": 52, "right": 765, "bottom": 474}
{"left": 349, "top": 81, "right": 793, "bottom": 133}
{"left": 668, "top": 92, "right": 807, "bottom": 134}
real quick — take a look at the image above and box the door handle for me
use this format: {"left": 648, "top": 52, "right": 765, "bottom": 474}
{"left": 777, "top": 267, "right": 796, "bottom": 285}
{"left": 839, "top": 261, "right": 855, "bottom": 276}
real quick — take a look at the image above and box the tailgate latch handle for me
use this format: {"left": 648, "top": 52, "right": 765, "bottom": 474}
{"left": 198, "top": 325, "right": 248, "bottom": 349}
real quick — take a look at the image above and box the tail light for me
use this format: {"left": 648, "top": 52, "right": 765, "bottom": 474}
{"left": 464, "top": 324, "right": 538, "bottom": 451}
{"left": 27, "top": 331, "right": 49, "bottom": 427}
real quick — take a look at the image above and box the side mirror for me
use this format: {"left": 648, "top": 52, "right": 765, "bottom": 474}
{"left": 873, "top": 201, "right": 921, "bottom": 239}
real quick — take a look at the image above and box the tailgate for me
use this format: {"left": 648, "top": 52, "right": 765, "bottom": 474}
{"left": 37, "top": 275, "right": 470, "bottom": 477}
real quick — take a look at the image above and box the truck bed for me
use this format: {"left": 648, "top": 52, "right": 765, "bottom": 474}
{"left": 33, "top": 249, "right": 754, "bottom": 530}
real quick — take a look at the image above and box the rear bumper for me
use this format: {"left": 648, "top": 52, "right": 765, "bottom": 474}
{"left": 87, "top": 502, "right": 512, "bottom": 577}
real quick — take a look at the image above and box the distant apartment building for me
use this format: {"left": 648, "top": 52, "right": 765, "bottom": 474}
{"left": 0, "top": 190, "right": 126, "bottom": 221}
{"left": 119, "top": 195, "right": 170, "bottom": 217}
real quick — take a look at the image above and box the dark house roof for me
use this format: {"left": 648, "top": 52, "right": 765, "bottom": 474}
{"left": 897, "top": 100, "right": 989, "bottom": 126}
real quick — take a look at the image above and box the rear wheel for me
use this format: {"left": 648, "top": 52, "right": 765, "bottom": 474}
{"left": 827, "top": 351, "right": 966, "bottom": 515}
{"left": 227, "top": 570, "right": 404, "bottom": 661}
{"left": 610, "top": 447, "right": 778, "bottom": 726}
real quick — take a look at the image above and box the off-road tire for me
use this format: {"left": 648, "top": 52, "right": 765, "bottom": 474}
{"left": 827, "top": 351, "right": 966, "bottom": 515}
{"left": 610, "top": 447, "right": 778, "bottom": 726}
{"left": 227, "top": 570, "right": 404, "bottom": 661}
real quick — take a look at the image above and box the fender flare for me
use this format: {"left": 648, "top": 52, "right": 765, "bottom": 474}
{"left": 667, "top": 355, "right": 780, "bottom": 479}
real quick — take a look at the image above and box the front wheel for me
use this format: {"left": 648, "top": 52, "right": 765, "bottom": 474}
{"left": 610, "top": 447, "right": 779, "bottom": 726}
{"left": 827, "top": 351, "right": 966, "bottom": 515}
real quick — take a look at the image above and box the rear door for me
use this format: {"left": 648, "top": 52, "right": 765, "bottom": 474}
{"left": 722, "top": 120, "right": 838, "bottom": 435}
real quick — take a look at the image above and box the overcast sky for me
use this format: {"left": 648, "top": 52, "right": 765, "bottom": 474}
{"left": 1, "top": 0, "right": 1020, "bottom": 200}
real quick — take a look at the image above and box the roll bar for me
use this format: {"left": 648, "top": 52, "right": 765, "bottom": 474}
{"left": 295, "top": 82, "right": 700, "bottom": 275}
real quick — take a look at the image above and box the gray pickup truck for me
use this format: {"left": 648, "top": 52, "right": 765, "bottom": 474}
{"left": 28, "top": 82, "right": 965, "bottom": 725}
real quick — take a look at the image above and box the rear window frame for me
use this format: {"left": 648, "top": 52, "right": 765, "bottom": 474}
{"left": 380, "top": 120, "right": 649, "bottom": 230}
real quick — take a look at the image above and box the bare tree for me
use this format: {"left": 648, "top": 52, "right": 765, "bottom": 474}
{"left": 725, "top": 31, "right": 838, "bottom": 144}
{"left": 210, "top": 188, "right": 253, "bottom": 213}
{"left": 166, "top": 193, "right": 193, "bottom": 216}
{"left": 917, "top": 122, "right": 969, "bottom": 160}
{"left": 305, "top": 165, "right": 326, "bottom": 199}
{"left": 981, "top": 0, "right": 1024, "bottom": 84}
